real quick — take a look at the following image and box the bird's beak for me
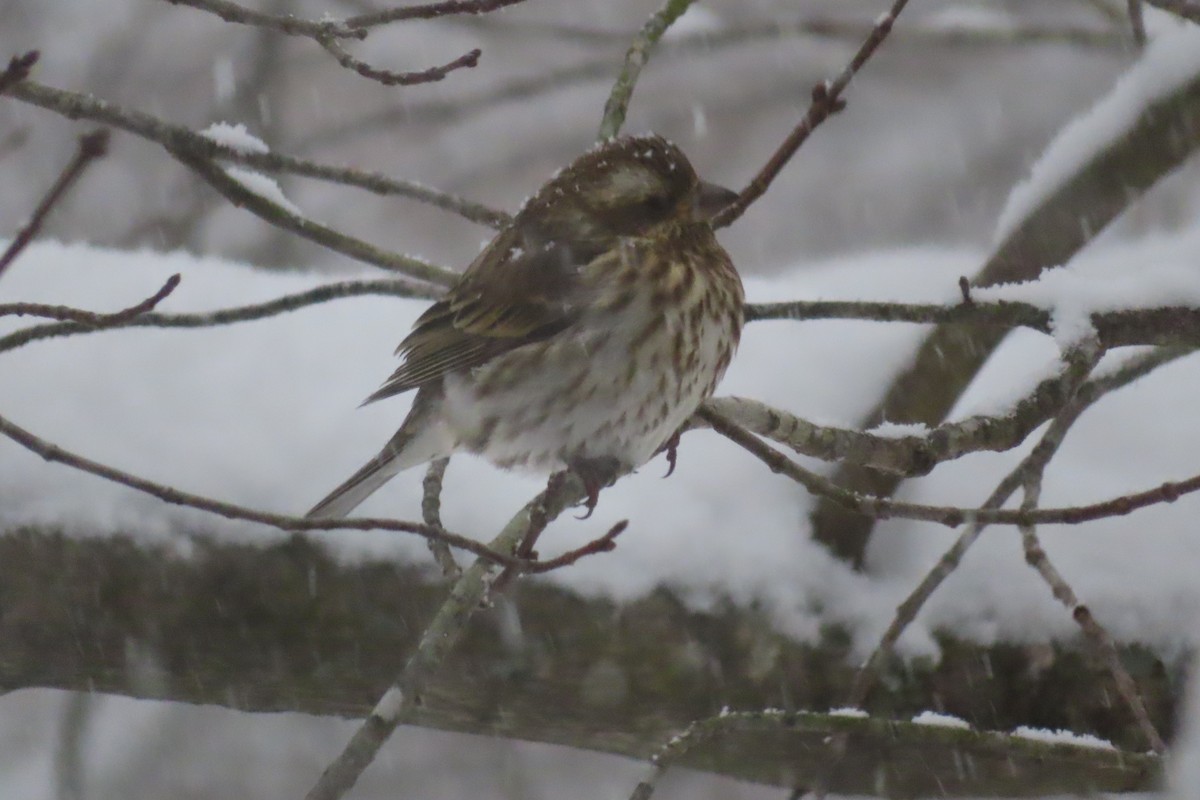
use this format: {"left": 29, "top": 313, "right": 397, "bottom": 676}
{"left": 693, "top": 180, "right": 739, "bottom": 220}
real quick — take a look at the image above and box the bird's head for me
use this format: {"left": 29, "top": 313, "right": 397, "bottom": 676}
{"left": 516, "top": 134, "right": 737, "bottom": 244}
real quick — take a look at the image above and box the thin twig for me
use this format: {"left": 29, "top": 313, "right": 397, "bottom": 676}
{"left": 0, "top": 50, "right": 38, "bottom": 96}
{"left": 168, "top": 146, "right": 451, "bottom": 284}
{"left": 8, "top": 80, "right": 508, "bottom": 231}
{"left": 0, "top": 278, "right": 436, "bottom": 354}
{"left": 344, "top": 0, "right": 528, "bottom": 28}
{"left": 701, "top": 350, "right": 1123, "bottom": 477}
{"left": 1127, "top": 0, "right": 1148, "bottom": 44}
{"left": 712, "top": 0, "right": 911, "bottom": 229}
{"left": 1, "top": 274, "right": 182, "bottom": 327}
{"left": 700, "top": 350, "right": 1200, "bottom": 532}
{"left": 0, "top": 411, "right": 516, "bottom": 567}
{"left": 317, "top": 36, "right": 481, "bottom": 86}
{"left": 306, "top": 18, "right": 1124, "bottom": 145}
{"left": 747, "top": 297, "right": 1200, "bottom": 349}
{"left": 523, "top": 520, "right": 628, "bottom": 573}
{"left": 597, "top": 0, "right": 699, "bottom": 140}
{"left": 458, "top": 15, "right": 1127, "bottom": 49}
{"left": 162, "top": 0, "right": 365, "bottom": 38}
{"left": 304, "top": 468, "right": 590, "bottom": 800}
{"left": 0, "top": 129, "right": 109, "bottom": 281}
{"left": 1017, "top": 479, "right": 1167, "bottom": 753}
{"left": 421, "top": 459, "right": 460, "bottom": 578}
{"left": 807, "top": 343, "right": 1103, "bottom": 798}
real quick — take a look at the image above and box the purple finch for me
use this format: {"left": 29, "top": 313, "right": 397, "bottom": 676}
{"left": 307, "top": 134, "right": 743, "bottom": 518}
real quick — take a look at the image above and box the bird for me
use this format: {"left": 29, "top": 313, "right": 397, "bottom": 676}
{"left": 306, "top": 134, "right": 744, "bottom": 519}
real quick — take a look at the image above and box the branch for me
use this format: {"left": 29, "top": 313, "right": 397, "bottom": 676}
{"left": 1127, "top": 0, "right": 1147, "bottom": 45}
{"left": 304, "top": 468, "right": 592, "bottom": 800}
{"left": 0, "top": 129, "right": 109, "bottom": 280}
{"left": 0, "top": 50, "right": 38, "bottom": 96}
{"left": 809, "top": 41, "right": 1200, "bottom": 564}
{"left": 168, "top": 147, "right": 451, "bottom": 283}
{"left": 703, "top": 343, "right": 1190, "bottom": 476}
{"left": 162, "top": 0, "right": 514, "bottom": 88}
{"left": 344, "top": 0, "right": 528, "bottom": 27}
{"left": 0, "top": 278, "right": 435, "bottom": 355}
{"left": 312, "top": 16, "right": 1124, "bottom": 141}
{"left": 0, "top": 410, "right": 514, "bottom": 567}
{"left": 807, "top": 344, "right": 1103, "bottom": 797}
{"left": 597, "top": 0, "right": 699, "bottom": 140}
{"left": 316, "top": 36, "right": 481, "bottom": 87}
{"left": 1018, "top": 475, "right": 1167, "bottom": 754}
{"left": 7, "top": 80, "right": 507, "bottom": 232}
{"left": 711, "top": 0, "right": 911, "bottom": 228}
{"left": 0, "top": 530, "right": 1164, "bottom": 794}
{"left": 161, "top": 0, "right": 365, "bottom": 39}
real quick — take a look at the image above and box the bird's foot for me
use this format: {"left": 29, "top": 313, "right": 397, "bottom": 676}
{"left": 661, "top": 428, "right": 683, "bottom": 478}
{"left": 566, "top": 456, "right": 622, "bottom": 519}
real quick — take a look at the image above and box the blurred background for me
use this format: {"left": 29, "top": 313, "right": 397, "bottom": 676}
{"left": 6, "top": 0, "right": 1194, "bottom": 281}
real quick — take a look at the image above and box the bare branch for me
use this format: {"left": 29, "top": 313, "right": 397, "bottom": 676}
{"left": 703, "top": 351, "right": 1110, "bottom": 476}
{"left": 304, "top": 467, "right": 592, "bottom": 800}
{"left": 7, "top": 80, "right": 507, "bottom": 231}
{"left": 0, "top": 50, "right": 38, "bottom": 95}
{"left": 712, "top": 0, "right": 911, "bottom": 228}
{"left": 344, "top": 0, "right": 528, "bottom": 28}
{"left": 597, "top": 0, "right": 700, "bottom": 140}
{"left": 523, "top": 519, "right": 627, "bottom": 573}
{"left": 168, "top": 146, "right": 451, "bottom": 283}
{"left": 317, "top": 36, "right": 481, "bottom": 86}
{"left": 0, "top": 410, "right": 517, "bottom": 567}
{"left": 313, "top": 17, "right": 1123, "bottom": 141}
{"left": 0, "top": 129, "right": 109, "bottom": 281}
{"left": 1127, "top": 0, "right": 1147, "bottom": 44}
{"left": 748, "top": 297, "right": 1200, "bottom": 349}
{"left": 0, "top": 278, "right": 435, "bottom": 354}
{"left": 161, "top": 0, "right": 365, "bottom": 38}
{"left": 1018, "top": 482, "right": 1167, "bottom": 754}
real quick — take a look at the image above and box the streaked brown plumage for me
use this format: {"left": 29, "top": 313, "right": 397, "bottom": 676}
{"left": 307, "top": 134, "right": 744, "bottom": 519}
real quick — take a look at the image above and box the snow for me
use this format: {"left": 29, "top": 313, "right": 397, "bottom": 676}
{"left": 911, "top": 711, "right": 970, "bottom": 729}
{"left": 662, "top": 4, "right": 722, "bottom": 39}
{"left": 1171, "top": 654, "right": 1200, "bottom": 796}
{"left": 1011, "top": 725, "right": 1115, "bottom": 751}
{"left": 3, "top": 231, "right": 1200, "bottom": 665}
{"left": 924, "top": 5, "right": 1016, "bottom": 33}
{"left": 993, "top": 24, "right": 1200, "bottom": 244}
{"left": 199, "top": 122, "right": 270, "bottom": 155}
{"left": 867, "top": 421, "right": 931, "bottom": 439}
{"left": 827, "top": 707, "right": 868, "bottom": 719}
{"left": 222, "top": 166, "right": 301, "bottom": 215}
{"left": 974, "top": 254, "right": 1200, "bottom": 351}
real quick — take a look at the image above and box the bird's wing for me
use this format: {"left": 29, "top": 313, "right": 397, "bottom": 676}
{"left": 362, "top": 229, "right": 604, "bottom": 405}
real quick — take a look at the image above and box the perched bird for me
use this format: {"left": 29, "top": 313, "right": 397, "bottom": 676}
{"left": 307, "top": 134, "right": 744, "bottom": 519}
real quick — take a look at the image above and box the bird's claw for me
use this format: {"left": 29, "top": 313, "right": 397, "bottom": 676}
{"left": 567, "top": 457, "right": 620, "bottom": 519}
{"left": 662, "top": 429, "right": 682, "bottom": 478}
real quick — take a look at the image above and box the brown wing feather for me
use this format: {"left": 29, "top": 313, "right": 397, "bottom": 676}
{"left": 363, "top": 231, "right": 602, "bottom": 405}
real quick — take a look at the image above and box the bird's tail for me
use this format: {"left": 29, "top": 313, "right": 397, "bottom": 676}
{"left": 306, "top": 405, "right": 452, "bottom": 519}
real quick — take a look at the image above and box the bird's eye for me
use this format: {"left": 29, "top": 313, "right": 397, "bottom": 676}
{"left": 642, "top": 193, "right": 672, "bottom": 214}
